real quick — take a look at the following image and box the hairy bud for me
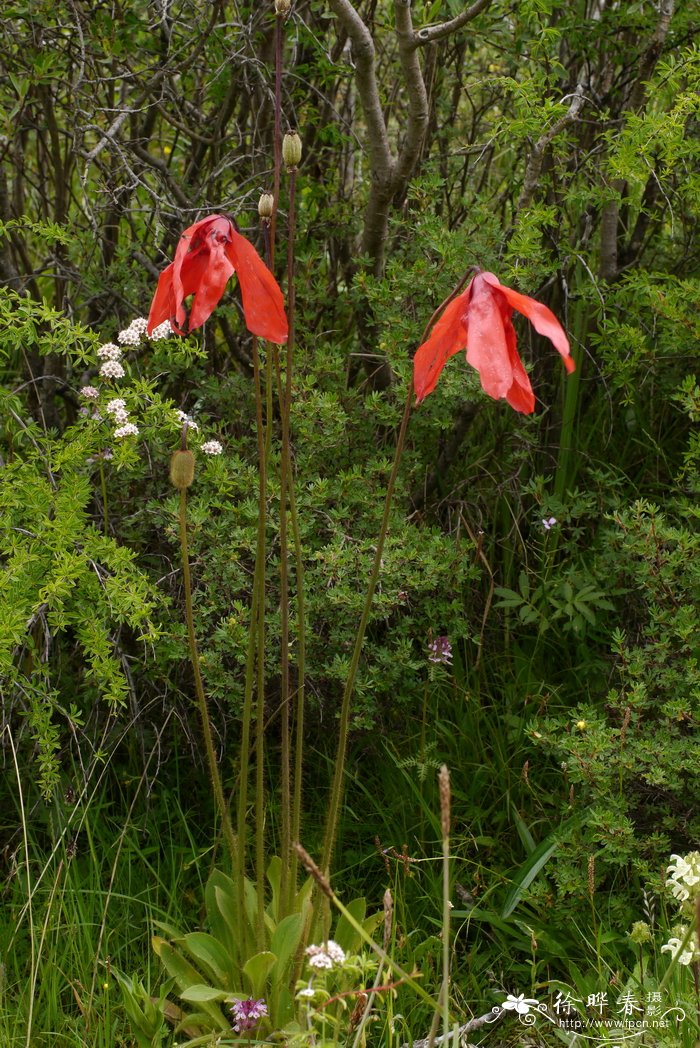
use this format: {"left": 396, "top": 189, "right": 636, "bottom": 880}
{"left": 170, "top": 450, "right": 195, "bottom": 490}
{"left": 275, "top": 0, "right": 291, "bottom": 12}
{"left": 282, "top": 130, "right": 302, "bottom": 170}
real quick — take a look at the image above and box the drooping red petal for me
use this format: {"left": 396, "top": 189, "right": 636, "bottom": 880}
{"left": 502, "top": 313, "right": 535, "bottom": 414}
{"left": 147, "top": 216, "right": 220, "bottom": 335}
{"left": 480, "top": 271, "right": 574, "bottom": 372}
{"left": 225, "top": 228, "right": 288, "bottom": 344}
{"left": 412, "top": 290, "right": 470, "bottom": 402}
{"left": 465, "top": 273, "right": 515, "bottom": 402}
{"left": 187, "top": 225, "right": 235, "bottom": 331}
{"left": 147, "top": 264, "right": 175, "bottom": 334}
{"left": 172, "top": 216, "right": 221, "bottom": 332}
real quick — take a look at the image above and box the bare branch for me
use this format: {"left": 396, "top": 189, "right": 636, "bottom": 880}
{"left": 412, "top": 0, "right": 493, "bottom": 49}
{"left": 327, "top": 0, "right": 392, "bottom": 181}
{"left": 517, "top": 84, "right": 587, "bottom": 212}
{"left": 393, "top": 0, "right": 429, "bottom": 192}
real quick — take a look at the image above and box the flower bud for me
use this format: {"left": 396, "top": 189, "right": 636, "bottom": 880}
{"left": 275, "top": 0, "right": 291, "bottom": 12}
{"left": 258, "top": 192, "right": 274, "bottom": 219}
{"left": 282, "top": 130, "right": 302, "bottom": 169}
{"left": 170, "top": 450, "right": 195, "bottom": 489}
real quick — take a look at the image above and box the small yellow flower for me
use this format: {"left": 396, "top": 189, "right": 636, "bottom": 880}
{"left": 103, "top": 982, "right": 109, "bottom": 991}
{"left": 576, "top": 720, "right": 588, "bottom": 731}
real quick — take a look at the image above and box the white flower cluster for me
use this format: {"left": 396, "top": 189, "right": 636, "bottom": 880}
{"left": 118, "top": 317, "right": 149, "bottom": 346}
{"left": 103, "top": 397, "right": 138, "bottom": 438}
{"left": 661, "top": 927, "right": 700, "bottom": 967}
{"left": 201, "top": 440, "right": 223, "bottom": 456}
{"left": 114, "top": 422, "right": 139, "bottom": 439}
{"left": 106, "top": 398, "right": 129, "bottom": 424}
{"left": 97, "top": 342, "right": 122, "bottom": 361}
{"left": 176, "top": 409, "right": 199, "bottom": 432}
{"left": 660, "top": 852, "right": 700, "bottom": 966}
{"left": 99, "top": 359, "right": 126, "bottom": 379}
{"left": 666, "top": 852, "right": 700, "bottom": 906}
{"left": 305, "top": 940, "right": 346, "bottom": 970}
{"left": 150, "top": 319, "right": 174, "bottom": 340}
{"left": 80, "top": 385, "right": 99, "bottom": 399}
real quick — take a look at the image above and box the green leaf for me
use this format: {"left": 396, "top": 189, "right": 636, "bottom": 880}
{"left": 242, "top": 951, "right": 276, "bottom": 998}
{"left": 151, "top": 937, "right": 229, "bottom": 1030}
{"left": 332, "top": 897, "right": 366, "bottom": 953}
{"left": 269, "top": 913, "right": 304, "bottom": 984}
{"left": 182, "top": 932, "right": 233, "bottom": 988}
{"left": 500, "top": 837, "right": 559, "bottom": 919}
{"left": 180, "top": 984, "right": 228, "bottom": 1003}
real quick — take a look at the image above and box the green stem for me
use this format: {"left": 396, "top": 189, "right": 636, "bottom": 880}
{"left": 277, "top": 164, "right": 301, "bottom": 916}
{"left": 275, "top": 348, "right": 291, "bottom": 914}
{"left": 255, "top": 343, "right": 270, "bottom": 950}
{"left": 178, "top": 487, "right": 237, "bottom": 870}
{"left": 320, "top": 383, "right": 413, "bottom": 879}
{"left": 235, "top": 337, "right": 268, "bottom": 963}
{"left": 441, "top": 812, "right": 451, "bottom": 1041}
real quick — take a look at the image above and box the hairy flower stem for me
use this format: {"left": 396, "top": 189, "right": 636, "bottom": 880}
{"left": 178, "top": 486, "right": 237, "bottom": 871}
{"left": 320, "top": 382, "right": 413, "bottom": 881}
{"left": 235, "top": 336, "right": 269, "bottom": 958}
{"left": 285, "top": 167, "right": 307, "bottom": 911}
{"left": 268, "top": 11, "right": 284, "bottom": 266}
{"left": 256, "top": 346, "right": 271, "bottom": 949}
{"left": 318, "top": 273, "right": 468, "bottom": 888}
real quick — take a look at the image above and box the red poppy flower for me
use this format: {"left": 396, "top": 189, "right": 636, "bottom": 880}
{"left": 413, "top": 271, "right": 574, "bottom": 414}
{"left": 147, "top": 215, "right": 288, "bottom": 344}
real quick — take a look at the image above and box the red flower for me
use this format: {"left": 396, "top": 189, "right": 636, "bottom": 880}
{"left": 147, "top": 215, "right": 288, "bottom": 344}
{"left": 413, "top": 271, "right": 574, "bottom": 414}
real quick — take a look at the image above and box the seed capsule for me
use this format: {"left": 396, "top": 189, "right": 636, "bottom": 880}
{"left": 282, "top": 130, "right": 302, "bottom": 169}
{"left": 258, "top": 192, "right": 274, "bottom": 219}
{"left": 170, "top": 450, "right": 195, "bottom": 489}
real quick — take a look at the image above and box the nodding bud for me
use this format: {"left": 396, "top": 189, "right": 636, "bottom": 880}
{"left": 282, "top": 130, "right": 302, "bottom": 170}
{"left": 258, "top": 192, "right": 274, "bottom": 219}
{"left": 275, "top": 0, "right": 291, "bottom": 12}
{"left": 170, "top": 450, "right": 195, "bottom": 490}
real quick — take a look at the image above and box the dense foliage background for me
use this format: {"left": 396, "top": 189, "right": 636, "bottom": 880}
{"left": 1, "top": 0, "right": 698, "bottom": 1044}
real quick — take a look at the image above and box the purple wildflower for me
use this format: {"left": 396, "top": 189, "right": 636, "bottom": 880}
{"left": 542, "top": 516, "right": 557, "bottom": 530}
{"left": 428, "top": 636, "right": 452, "bottom": 665}
{"left": 231, "top": 997, "right": 268, "bottom": 1033}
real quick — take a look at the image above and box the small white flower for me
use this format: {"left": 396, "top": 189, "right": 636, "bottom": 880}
{"left": 100, "top": 360, "right": 126, "bottom": 379}
{"left": 201, "top": 440, "right": 223, "bottom": 455}
{"left": 542, "top": 516, "right": 557, "bottom": 530}
{"left": 113, "top": 422, "right": 139, "bottom": 438}
{"left": 150, "top": 319, "right": 174, "bottom": 340}
{"left": 97, "top": 343, "right": 122, "bottom": 361}
{"left": 296, "top": 987, "right": 317, "bottom": 999}
{"left": 129, "top": 317, "right": 149, "bottom": 335}
{"left": 105, "top": 399, "right": 127, "bottom": 415}
{"left": 307, "top": 952, "right": 333, "bottom": 970}
{"left": 80, "top": 385, "right": 99, "bottom": 399}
